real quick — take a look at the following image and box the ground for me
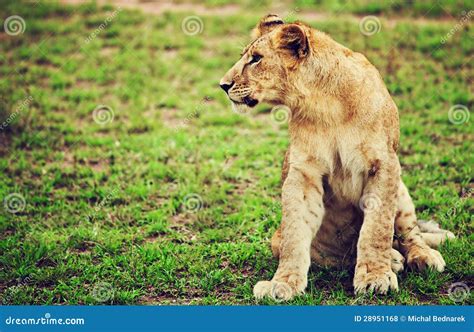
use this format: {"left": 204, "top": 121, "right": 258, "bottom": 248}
{"left": 0, "top": 0, "right": 472, "bottom": 305}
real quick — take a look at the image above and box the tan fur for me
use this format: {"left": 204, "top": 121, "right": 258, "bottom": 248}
{"left": 220, "top": 15, "right": 454, "bottom": 300}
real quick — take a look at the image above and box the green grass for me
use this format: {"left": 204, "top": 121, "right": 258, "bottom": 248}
{"left": 0, "top": 0, "right": 472, "bottom": 305}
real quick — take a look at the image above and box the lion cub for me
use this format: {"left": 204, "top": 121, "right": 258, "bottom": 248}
{"left": 220, "top": 15, "right": 451, "bottom": 300}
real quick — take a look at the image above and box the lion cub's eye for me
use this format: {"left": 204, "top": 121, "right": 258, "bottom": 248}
{"left": 249, "top": 54, "right": 262, "bottom": 64}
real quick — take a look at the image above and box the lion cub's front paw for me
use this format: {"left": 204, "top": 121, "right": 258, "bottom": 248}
{"left": 253, "top": 273, "right": 306, "bottom": 301}
{"left": 391, "top": 248, "right": 405, "bottom": 274}
{"left": 407, "top": 246, "right": 445, "bottom": 272}
{"left": 353, "top": 266, "right": 398, "bottom": 295}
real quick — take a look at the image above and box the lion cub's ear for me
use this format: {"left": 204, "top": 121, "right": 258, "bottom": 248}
{"left": 276, "top": 24, "right": 309, "bottom": 59}
{"left": 251, "top": 14, "right": 284, "bottom": 39}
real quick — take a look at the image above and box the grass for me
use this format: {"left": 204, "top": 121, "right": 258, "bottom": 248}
{"left": 0, "top": 0, "right": 472, "bottom": 305}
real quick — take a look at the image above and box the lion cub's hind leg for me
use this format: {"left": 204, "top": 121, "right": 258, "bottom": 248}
{"left": 418, "top": 220, "right": 455, "bottom": 248}
{"left": 395, "top": 181, "right": 446, "bottom": 272}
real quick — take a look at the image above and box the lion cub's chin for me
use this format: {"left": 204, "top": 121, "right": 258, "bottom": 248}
{"left": 231, "top": 101, "right": 251, "bottom": 114}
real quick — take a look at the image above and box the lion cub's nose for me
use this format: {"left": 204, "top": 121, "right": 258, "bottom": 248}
{"left": 219, "top": 81, "right": 234, "bottom": 93}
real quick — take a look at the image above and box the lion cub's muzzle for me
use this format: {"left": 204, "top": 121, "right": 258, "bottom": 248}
{"left": 219, "top": 79, "right": 259, "bottom": 108}
{"left": 219, "top": 81, "right": 234, "bottom": 93}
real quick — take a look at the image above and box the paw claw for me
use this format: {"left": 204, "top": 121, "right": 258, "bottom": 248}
{"left": 391, "top": 249, "right": 405, "bottom": 274}
{"left": 253, "top": 274, "right": 306, "bottom": 301}
{"left": 253, "top": 280, "right": 296, "bottom": 301}
{"left": 407, "top": 247, "right": 445, "bottom": 272}
{"left": 354, "top": 268, "right": 398, "bottom": 295}
{"left": 253, "top": 281, "right": 272, "bottom": 300}
{"left": 272, "top": 281, "right": 294, "bottom": 301}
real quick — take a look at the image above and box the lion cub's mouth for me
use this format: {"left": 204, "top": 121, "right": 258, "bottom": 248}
{"left": 229, "top": 95, "right": 259, "bottom": 114}
{"left": 242, "top": 96, "right": 258, "bottom": 107}
{"left": 231, "top": 96, "right": 259, "bottom": 108}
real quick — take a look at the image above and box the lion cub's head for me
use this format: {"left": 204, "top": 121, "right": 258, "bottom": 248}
{"left": 220, "top": 14, "right": 313, "bottom": 113}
